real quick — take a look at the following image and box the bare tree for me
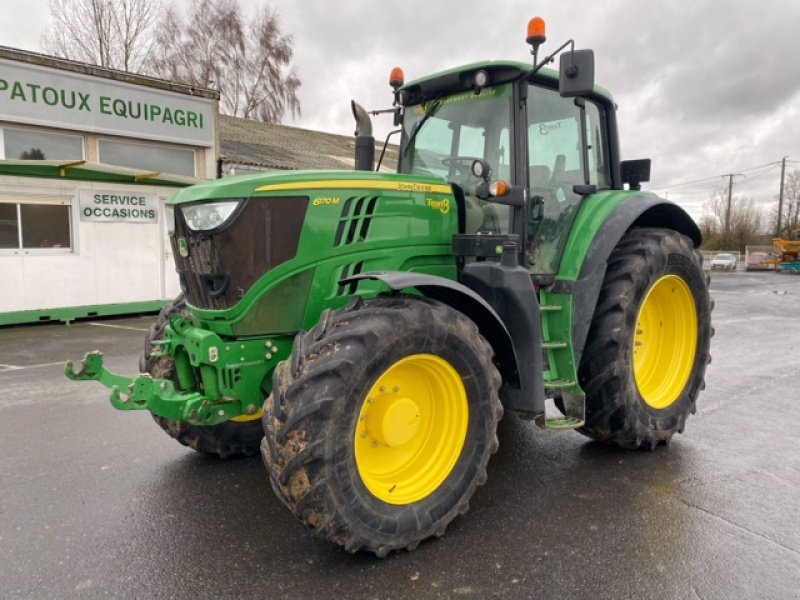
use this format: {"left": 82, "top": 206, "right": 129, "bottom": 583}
{"left": 701, "top": 189, "right": 765, "bottom": 251}
{"left": 150, "top": 0, "right": 300, "bottom": 123}
{"left": 42, "top": 0, "right": 161, "bottom": 72}
{"left": 770, "top": 170, "right": 800, "bottom": 239}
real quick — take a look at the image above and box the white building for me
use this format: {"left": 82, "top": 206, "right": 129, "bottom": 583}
{"left": 0, "top": 47, "right": 219, "bottom": 326}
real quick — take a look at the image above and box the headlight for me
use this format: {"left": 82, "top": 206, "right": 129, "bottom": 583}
{"left": 181, "top": 200, "right": 242, "bottom": 232}
{"left": 165, "top": 205, "right": 176, "bottom": 235}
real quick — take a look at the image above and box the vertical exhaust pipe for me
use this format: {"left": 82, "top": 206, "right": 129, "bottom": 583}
{"left": 351, "top": 100, "right": 375, "bottom": 171}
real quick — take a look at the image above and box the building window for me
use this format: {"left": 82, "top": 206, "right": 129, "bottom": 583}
{"left": 0, "top": 203, "right": 19, "bottom": 248}
{"left": 0, "top": 199, "right": 72, "bottom": 251}
{"left": 99, "top": 139, "right": 195, "bottom": 176}
{"left": 3, "top": 128, "right": 84, "bottom": 160}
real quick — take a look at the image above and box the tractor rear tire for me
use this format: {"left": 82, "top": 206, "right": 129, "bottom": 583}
{"left": 140, "top": 295, "right": 263, "bottom": 459}
{"left": 576, "top": 228, "right": 712, "bottom": 449}
{"left": 261, "top": 296, "right": 502, "bottom": 557}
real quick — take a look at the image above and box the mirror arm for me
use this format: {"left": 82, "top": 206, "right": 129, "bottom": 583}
{"left": 475, "top": 181, "right": 490, "bottom": 200}
{"left": 526, "top": 39, "right": 574, "bottom": 80}
{"left": 375, "top": 129, "right": 401, "bottom": 172}
{"left": 574, "top": 97, "right": 592, "bottom": 185}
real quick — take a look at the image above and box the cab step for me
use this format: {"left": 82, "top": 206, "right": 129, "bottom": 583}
{"left": 535, "top": 390, "right": 586, "bottom": 431}
{"left": 539, "top": 304, "right": 562, "bottom": 312}
{"left": 543, "top": 379, "right": 577, "bottom": 390}
{"left": 541, "top": 340, "right": 568, "bottom": 350}
{"left": 541, "top": 416, "right": 584, "bottom": 430}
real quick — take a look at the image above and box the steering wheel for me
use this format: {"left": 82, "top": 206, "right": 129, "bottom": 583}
{"left": 441, "top": 156, "right": 483, "bottom": 177}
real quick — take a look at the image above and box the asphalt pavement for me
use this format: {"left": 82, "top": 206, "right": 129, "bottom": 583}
{"left": 1, "top": 272, "right": 799, "bottom": 599}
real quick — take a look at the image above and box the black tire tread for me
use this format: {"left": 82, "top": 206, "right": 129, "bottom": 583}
{"left": 576, "top": 227, "right": 713, "bottom": 449}
{"left": 261, "top": 296, "right": 502, "bottom": 556}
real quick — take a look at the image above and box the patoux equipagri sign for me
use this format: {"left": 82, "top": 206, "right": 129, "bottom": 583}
{"left": 0, "top": 58, "right": 215, "bottom": 148}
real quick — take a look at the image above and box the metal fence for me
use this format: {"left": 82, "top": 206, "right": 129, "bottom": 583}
{"left": 743, "top": 245, "right": 777, "bottom": 271}
{"left": 701, "top": 250, "right": 741, "bottom": 271}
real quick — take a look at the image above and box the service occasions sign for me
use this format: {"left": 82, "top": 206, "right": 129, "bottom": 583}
{"left": 0, "top": 58, "right": 215, "bottom": 147}
{"left": 79, "top": 190, "right": 159, "bottom": 224}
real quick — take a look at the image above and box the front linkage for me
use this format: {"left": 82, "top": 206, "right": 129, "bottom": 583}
{"left": 65, "top": 313, "right": 287, "bottom": 426}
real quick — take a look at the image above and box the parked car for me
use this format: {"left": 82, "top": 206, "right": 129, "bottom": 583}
{"left": 745, "top": 251, "right": 772, "bottom": 271}
{"left": 710, "top": 253, "right": 737, "bottom": 271}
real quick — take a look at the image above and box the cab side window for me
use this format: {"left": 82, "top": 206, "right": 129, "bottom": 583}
{"left": 527, "top": 85, "right": 608, "bottom": 274}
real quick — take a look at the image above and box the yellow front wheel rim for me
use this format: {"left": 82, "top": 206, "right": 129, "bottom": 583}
{"left": 354, "top": 354, "right": 469, "bottom": 505}
{"left": 232, "top": 409, "right": 263, "bottom": 423}
{"left": 633, "top": 274, "right": 698, "bottom": 409}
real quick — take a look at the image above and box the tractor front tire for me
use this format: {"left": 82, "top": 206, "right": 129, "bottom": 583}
{"left": 261, "top": 296, "right": 502, "bottom": 556}
{"left": 140, "top": 295, "right": 263, "bottom": 459}
{"left": 577, "top": 228, "right": 712, "bottom": 449}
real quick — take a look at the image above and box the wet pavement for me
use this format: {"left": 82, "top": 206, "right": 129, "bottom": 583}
{"left": 1, "top": 272, "right": 799, "bottom": 599}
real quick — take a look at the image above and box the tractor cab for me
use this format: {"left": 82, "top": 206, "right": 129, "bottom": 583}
{"left": 393, "top": 55, "right": 613, "bottom": 281}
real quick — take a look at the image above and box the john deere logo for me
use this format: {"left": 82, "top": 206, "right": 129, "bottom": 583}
{"left": 426, "top": 198, "right": 450, "bottom": 215}
{"left": 177, "top": 238, "right": 189, "bottom": 257}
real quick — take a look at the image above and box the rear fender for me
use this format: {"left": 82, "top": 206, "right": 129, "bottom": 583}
{"left": 555, "top": 196, "right": 701, "bottom": 364}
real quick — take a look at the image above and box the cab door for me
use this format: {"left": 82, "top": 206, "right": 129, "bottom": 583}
{"left": 526, "top": 84, "right": 610, "bottom": 276}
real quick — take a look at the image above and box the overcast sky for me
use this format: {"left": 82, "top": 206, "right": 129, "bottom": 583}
{"left": 2, "top": 0, "right": 799, "bottom": 222}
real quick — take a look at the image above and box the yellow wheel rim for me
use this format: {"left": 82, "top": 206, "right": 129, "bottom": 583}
{"left": 231, "top": 409, "right": 263, "bottom": 423}
{"left": 354, "top": 354, "right": 469, "bottom": 505}
{"left": 633, "top": 274, "right": 698, "bottom": 409}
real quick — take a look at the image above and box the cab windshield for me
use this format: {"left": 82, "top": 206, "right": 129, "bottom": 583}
{"left": 399, "top": 85, "right": 513, "bottom": 234}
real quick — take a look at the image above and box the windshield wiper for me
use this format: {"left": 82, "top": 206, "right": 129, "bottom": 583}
{"left": 402, "top": 99, "right": 443, "bottom": 156}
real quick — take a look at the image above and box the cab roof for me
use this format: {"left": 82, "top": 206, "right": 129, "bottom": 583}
{"left": 398, "top": 60, "right": 614, "bottom": 105}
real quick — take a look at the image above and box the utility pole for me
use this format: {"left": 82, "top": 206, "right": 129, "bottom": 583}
{"left": 777, "top": 156, "right": 787, "bottom": 237}
{"left": 724, "top": 173, "right": 737, "bottom": 236}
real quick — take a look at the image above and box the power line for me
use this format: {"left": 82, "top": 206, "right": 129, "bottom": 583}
{"left": 736, "top": 164, "right": 781, "bottom": 188}
{"left": 663, "top": 189, "right": 720, "bottom": 195}
{"left": 655, "top": 159, "right": 784, "bottom": 191}
{"left": 738, "top": 160, "right": 784, "bottom": 174}
{"left": 655, "top": 174, "right": 730, "bottom": 191}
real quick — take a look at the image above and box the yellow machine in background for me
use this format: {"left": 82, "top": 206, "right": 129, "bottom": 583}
{"left": 767, "top": 238, "right": 800, "bottom": 271}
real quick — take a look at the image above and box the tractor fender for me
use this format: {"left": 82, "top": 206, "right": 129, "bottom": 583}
{"left": 554, "top": 196, "right": 701, "bottom": 365}
{"left": 342, "top": 271, "right": 521, "bottom": 390}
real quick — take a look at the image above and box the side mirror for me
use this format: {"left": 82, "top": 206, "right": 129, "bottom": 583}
{"left": 559, "top": 49, "right": 594, "bottom": 97}
{"left": 621, "top": 159, "right": 651, "bottom": 191}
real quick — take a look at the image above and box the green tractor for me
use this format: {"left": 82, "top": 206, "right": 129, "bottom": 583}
{"left": 67, "top": 19, "right": 712, "bottom": 556}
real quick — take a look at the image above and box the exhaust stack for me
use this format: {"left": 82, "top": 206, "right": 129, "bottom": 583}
{"left": 351, "top": 100, "right": 375, "bottom": 171}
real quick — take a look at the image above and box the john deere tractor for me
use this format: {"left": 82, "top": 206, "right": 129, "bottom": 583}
{"left": 67, "top": 19, "right": 712, "bottom": 556}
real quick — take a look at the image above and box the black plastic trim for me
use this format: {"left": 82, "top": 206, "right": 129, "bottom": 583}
{"left": 460, "top": 257, "right": 545, "bottom": 415}
{"left": 341, "top": 271, "right": 522, "bottom": 391}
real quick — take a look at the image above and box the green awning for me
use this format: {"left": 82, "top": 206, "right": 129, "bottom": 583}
{"left": 0, "top": 159, "right": 201, "bottom": 187}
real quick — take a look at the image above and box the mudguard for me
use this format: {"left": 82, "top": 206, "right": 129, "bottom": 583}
{"left": 342, "top": 271, "right": 538, "bottom": 411}
{"left": 555, "top": 196, "right": 701, "bottom": 364}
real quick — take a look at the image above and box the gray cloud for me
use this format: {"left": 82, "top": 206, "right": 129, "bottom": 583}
{"left": 5, "top": 0, "right": 800, "bottom": 221}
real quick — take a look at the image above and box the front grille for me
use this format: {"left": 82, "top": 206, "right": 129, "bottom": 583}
{"left": 172, "top": 197, "right": 309, "bottom": 309}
